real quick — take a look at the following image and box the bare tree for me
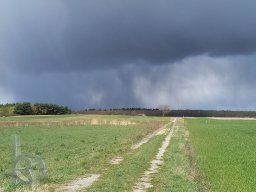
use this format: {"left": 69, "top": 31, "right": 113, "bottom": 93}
{"left": 158, "top": 105, "right": 171, "bottom": 116}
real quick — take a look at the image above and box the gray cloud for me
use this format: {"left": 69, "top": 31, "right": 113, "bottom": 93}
{"left": 132, "top": 55, "right": 256, "bottom": 110}
{"left": 1, "top": 55, "right": 255, "bottom": 110}
{"left": 5, "top": 69, "right": 139, "bottom": 109}
{"left": 1, "top": 0, "right": 256, "bottom": 109}
{"left": 1, "top": 0, "right": 256, "bottom": 72}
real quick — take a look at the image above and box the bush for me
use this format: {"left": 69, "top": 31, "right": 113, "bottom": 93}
{"left": 0, "top": 103, "right": 16, "bottom": 116}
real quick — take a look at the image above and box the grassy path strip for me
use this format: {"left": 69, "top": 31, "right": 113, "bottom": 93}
{"left": 131, "top": 120, "right": 173, "bottom": 150}
{"left": 86, "top": 135, "right": 165, "bottom": 191}
{"left": 132, "top": 118, "right": 177, "bottom": 192}
{"left": 148, "top": 119, "right": 203, "bottom": 192}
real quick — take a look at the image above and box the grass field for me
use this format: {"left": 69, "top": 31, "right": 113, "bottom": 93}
{"left": 0, "top": 115, "right": 169, "bottom": 191}
{"left": 87, "top": 134, "right": 165, "bottom": 191}
{"left": 1, "top": 115, "right": 255, "bottom": 192}
{"left": 187, "top": 118, "right": 256, "bottom": 192}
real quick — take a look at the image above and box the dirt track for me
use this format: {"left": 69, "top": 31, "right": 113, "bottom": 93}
{"left": 131, "top": 121, "right": 171, "bottom": 150}
{"left": 133, "top": 118, "right": 178, "bottom": 192}
{"left": 54, "top": 120, "right": 173, "bottom": 192}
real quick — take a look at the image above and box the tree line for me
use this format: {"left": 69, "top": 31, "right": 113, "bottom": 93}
{"left": 169, "top": 110, "right": 256, "bottom": 117}
{"left": 77, "top": 108, "right": 256, "bottom": 117}
{"left": 0, "top": 102, "right": 71, "bottom": 116}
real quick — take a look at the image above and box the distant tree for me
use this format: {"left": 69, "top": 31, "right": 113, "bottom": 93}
{"left": 1, "top": 102, "right": 71, "bottom": 116}
{"left": 158, "top": 105, "right": 171, "bottom": 116}
{"left": 14, "top": 102, "right": 33, "bottom": 115}
{"left": 33, "top": 103, "right": 71, "bottom": 115}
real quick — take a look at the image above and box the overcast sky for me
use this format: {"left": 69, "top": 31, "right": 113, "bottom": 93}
{"left": 1, "top": 0, "right": 256, "bottom": 110}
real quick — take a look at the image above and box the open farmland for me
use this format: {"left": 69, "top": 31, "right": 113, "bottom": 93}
{"left": 0, "top": 115, "right": 173, "bottom": 191}
{"left": 1, "top": 115, "right": 255, "bottom": 192}
{"left": 187, "top": 118, "right": 256, "bottom": 192}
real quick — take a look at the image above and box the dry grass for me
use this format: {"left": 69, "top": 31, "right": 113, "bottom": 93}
{"left": 90, "top": 118, "right": 135, "bottom": 126}
{"left": 0, "top": 118, "right": 135, "bottom": 128}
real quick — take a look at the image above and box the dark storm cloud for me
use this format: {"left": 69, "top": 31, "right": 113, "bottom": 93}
{"left": 4, "top": 68, "right": 141, "bottom": 109}
{"left": 1, "top": 0, "right": 256, "bottom": 73}
{"left": 1, "top": 0, "right": 256, "bottom": 109}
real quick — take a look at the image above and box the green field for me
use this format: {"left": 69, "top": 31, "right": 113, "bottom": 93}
{"left": 187, "top": 118, "right": 256, "bottom": 192}
{"left": 1, "top": 115, "right": 255, "bottom": 192}
{"left": 0, "top": 115, "right": 169, "bottom": 191}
